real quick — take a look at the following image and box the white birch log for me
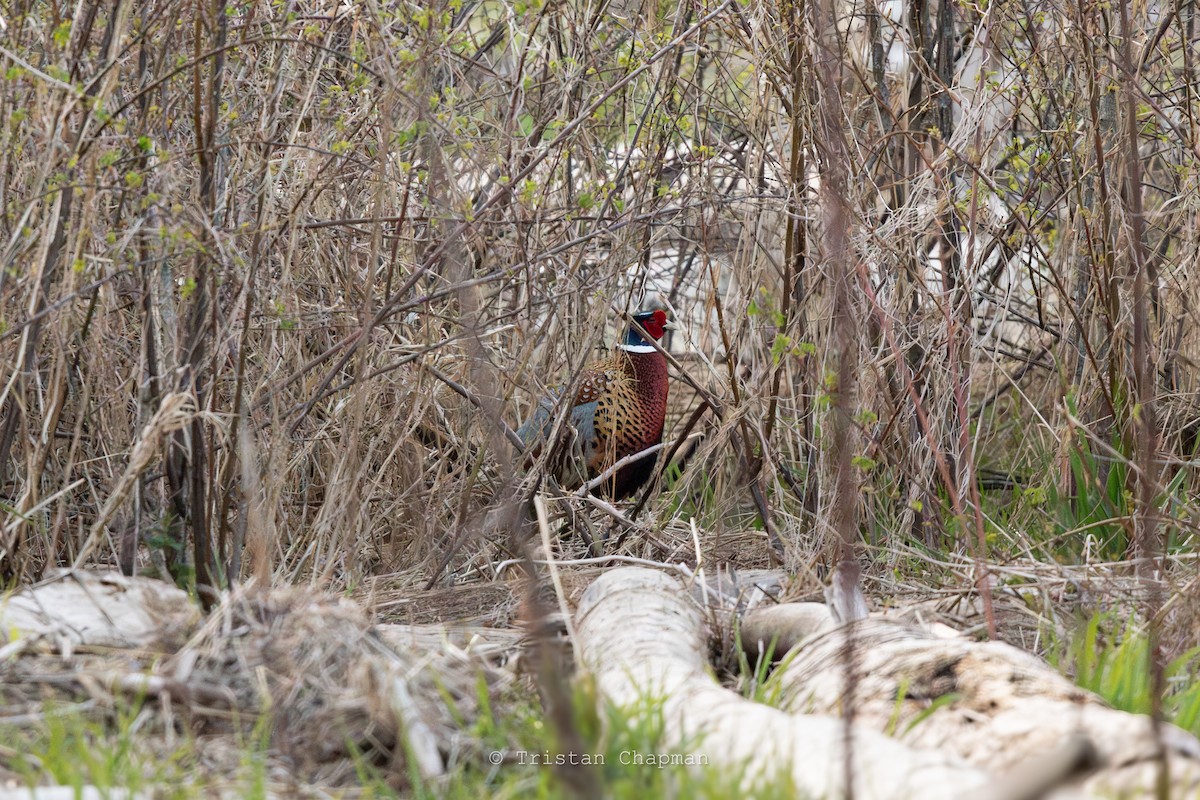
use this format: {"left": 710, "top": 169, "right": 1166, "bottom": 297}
{"left": 740, "top": 602, "right": 836, "bottom": 657}
{"left": 575, "top": 567, "right": 990, "bottom": 798}
{"left": 772, "top": 617, "right": 1200, "bottom": 797}
{"left": 0, "top": 570, "right": 200, "bottom": 653}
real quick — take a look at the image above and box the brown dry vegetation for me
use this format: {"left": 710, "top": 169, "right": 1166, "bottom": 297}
{"left": 1, "top": 0, "right": 1200, "bottom": 782}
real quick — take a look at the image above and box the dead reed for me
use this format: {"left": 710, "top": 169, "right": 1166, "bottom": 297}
{"left": 0, "top": 0, "right": 1197, "bottom": 665}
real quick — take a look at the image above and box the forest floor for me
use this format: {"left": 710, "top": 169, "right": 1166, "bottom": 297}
{"left": 2, "top": 518, "right": 1194, "bottom": 799}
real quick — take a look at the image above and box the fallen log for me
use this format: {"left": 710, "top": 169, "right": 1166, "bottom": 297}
{"left": 739, "top": 602, "right": 835, "bottom": 657}
{"left": 575, "top": 566, "right": 990, "bottom": 798}
{"left": 0, "top": 570, "right": 200, "bottom": 653}
{"left": 769, "top": 615, "right": 1200, "bottom": 797}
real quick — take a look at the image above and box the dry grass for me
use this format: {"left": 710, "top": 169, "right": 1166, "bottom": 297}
{"left": 1, "top": 0, "right": 1200, "bottom": 762}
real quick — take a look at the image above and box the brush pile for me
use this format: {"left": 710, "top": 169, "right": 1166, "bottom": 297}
{"left": 0, "top": 571, "right": 518, "bottom": 792}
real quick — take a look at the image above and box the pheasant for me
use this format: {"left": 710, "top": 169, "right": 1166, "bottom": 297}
{"left": 518, "top": 309, "right": 672, "bottom": 499}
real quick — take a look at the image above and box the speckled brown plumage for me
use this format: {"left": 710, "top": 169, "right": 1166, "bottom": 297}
{"left": 519, "top": 309, "right": 671, "bottom": 499}
{"left": 580, "top": 346, "right": 669, "bottom": 497}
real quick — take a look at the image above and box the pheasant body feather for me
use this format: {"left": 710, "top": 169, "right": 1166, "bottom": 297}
{"left": 519, "top": 310, "right": 671, "bottom": 499}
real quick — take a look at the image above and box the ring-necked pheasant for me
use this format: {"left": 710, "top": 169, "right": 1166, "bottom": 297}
{"left": 518, "top": 309, "right": 672, "bottom": 499}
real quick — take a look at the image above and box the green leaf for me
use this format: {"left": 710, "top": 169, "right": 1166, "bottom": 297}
{"left": 904, "top": 693, "right": 962, "bottom": 733}
{"left": 53, "top": 21, "right": 72, "bottom": 48}
{"left": 851, "top": 455, "right": 877, "bottom": 471}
